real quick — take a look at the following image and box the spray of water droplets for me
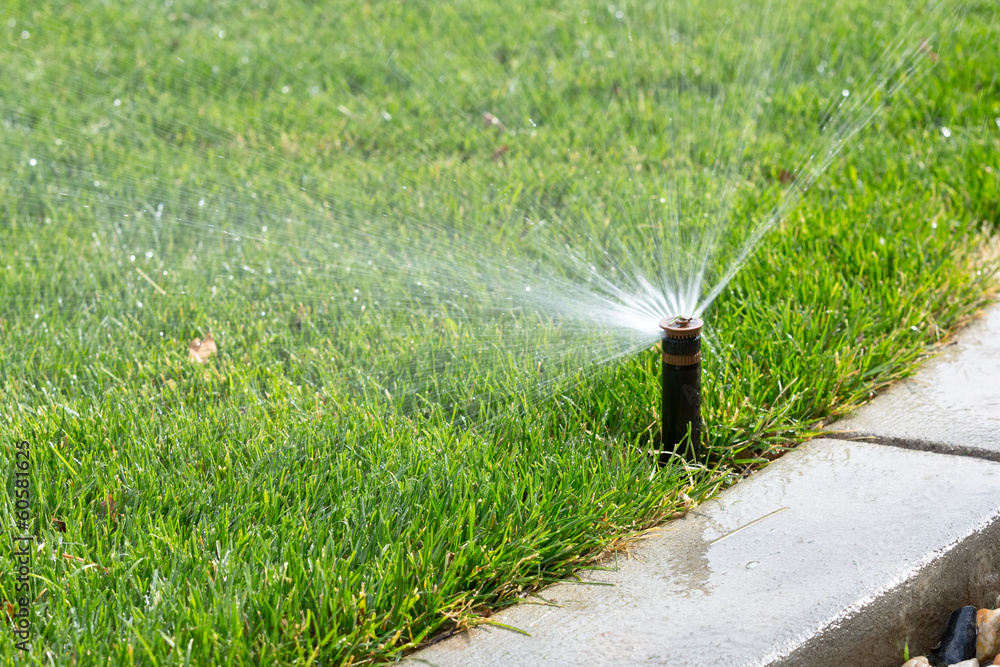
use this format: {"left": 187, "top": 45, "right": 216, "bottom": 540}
{"left": 0, "top": 0, "right": 977, "bottom": 418}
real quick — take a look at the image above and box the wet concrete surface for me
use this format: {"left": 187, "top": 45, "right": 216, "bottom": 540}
{"left": 831, "top": 306, "right": 1000, "bottom": 459}
{"left": 408, "top": 439, "right": 1000, "bottom": 667}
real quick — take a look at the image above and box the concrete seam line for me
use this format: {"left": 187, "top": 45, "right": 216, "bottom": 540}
{"left": 820, "top": 432, "right": 1000, "bottom": 463}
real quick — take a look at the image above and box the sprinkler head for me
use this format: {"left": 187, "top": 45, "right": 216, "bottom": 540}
{"left": 658, "top": 315, "right": 703, "bottom": 464}
{"left": 659, "top": 316, "right": 704, "bottom": 366}
{"left": 659, "top": 315, "right": 704, "bottom": 338}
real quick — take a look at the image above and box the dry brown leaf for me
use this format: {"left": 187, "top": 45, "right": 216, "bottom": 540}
{"left": 482, "top": 112, "right": 506, "bottom": 132}
{"left": 188, "top": 332, "right": 217, "bottom": 363}
{"left": 491, "top": 145, "right": 509, "bottom": 162}
{"left": 100, "top": 494, "right": 116, "bottom": 523}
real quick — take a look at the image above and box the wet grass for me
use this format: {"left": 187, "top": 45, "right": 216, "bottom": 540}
{"left": 1, "top": 0, "right": 999, "bottom": 664}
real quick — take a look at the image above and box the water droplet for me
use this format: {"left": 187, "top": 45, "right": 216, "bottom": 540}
{"left": 746, "top": 561, "right": 760, "bottom": 569}
{"left": 281, "top": 86, "right": 289, "bottom": 94}
{"left": 129, "top": 255, "right": 135, "bottom": 262}
{"left": 261, "top": 225, "right": 267, "bottom": 232}
{"left": 55, "top": 138, "right": 62, "bottom": 145}
{"left": 660, "top": 197, "right": 666, "bottom": 203}
{"left": 21, "top": 30, "right": 29, "bottom": 40}
{"left": 931, "top": 222, "right": 938, "bottom": 229}
{"left": 842, "top": 89, "right": 850, "bottom": 97}
{"left": 525, "top": 286, "right": 531, "bottom": 292}
{"left": 137, "top": 301, "right": 143, "bottom": 308}
{"left": 940, "top": 126, "right": 951, "bottom": 138}
{"left": 7, "top": 18, "right": 15, "bottom": 27}
{"left": 199, "top": 199, "right": 205, "bottom": 206}
{"left": 94, "top": 180, "right": 100, "bottom": 187}
{"left": 218, "top": 30, "right": 225, "bottom": 38}
{"left": 114, "top": 98, "right": 121, "bottom": 107}
{"left": 29, "top": 158, "right": 36, "bottom": 166}
{"left": 382, "top": 111, "right": 392, "bottom": 121}
{"left": 145, "top": 250, "right": 153, "bottom": 259}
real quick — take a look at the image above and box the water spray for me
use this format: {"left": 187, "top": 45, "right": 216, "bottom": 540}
{"left": 658, "top": 316, "right": 703, "bottom": 464}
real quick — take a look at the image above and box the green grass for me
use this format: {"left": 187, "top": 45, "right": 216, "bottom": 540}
{"left": 1, "top": 0, "right": 999, "bottom": 664}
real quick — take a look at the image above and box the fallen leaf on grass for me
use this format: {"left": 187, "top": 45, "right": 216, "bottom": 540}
{"left": 482, "top": 112, "right": 506, "bottom": 132}
{"left": 188, "top": 332, "right": 217, "bottom": 363}
{"left": 1, "top": 602, "right": 14, "bottom": 624}
{"left": 51, "top": 517, "right": 66, "bottom": 533}
{"left": 99, "top": 494, "right": 116, "bottom": 523}
{"left": 491, "top": 145, "right": 509, "bottom": 161}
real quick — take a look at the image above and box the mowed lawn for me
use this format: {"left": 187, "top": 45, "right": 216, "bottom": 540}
{"left": 1, "top": 0, "right": 998, "bottom": 664}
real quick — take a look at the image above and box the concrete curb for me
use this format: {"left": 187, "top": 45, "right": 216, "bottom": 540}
{"left": 830, "top": 304, "right": 1000, "bottom": 462}
{"left": 775, "top": 520, "right": 1000, "bottom": 667}
{"left": 408, "top": 303, "right": 1000, "bottom": 667}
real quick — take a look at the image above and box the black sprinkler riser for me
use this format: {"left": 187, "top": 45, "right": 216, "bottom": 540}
{"left": 661, "top": 360, "right": 701, "bottom": 463}
{"left": 659, "top": 316, "right": 704, "bottom": 465}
